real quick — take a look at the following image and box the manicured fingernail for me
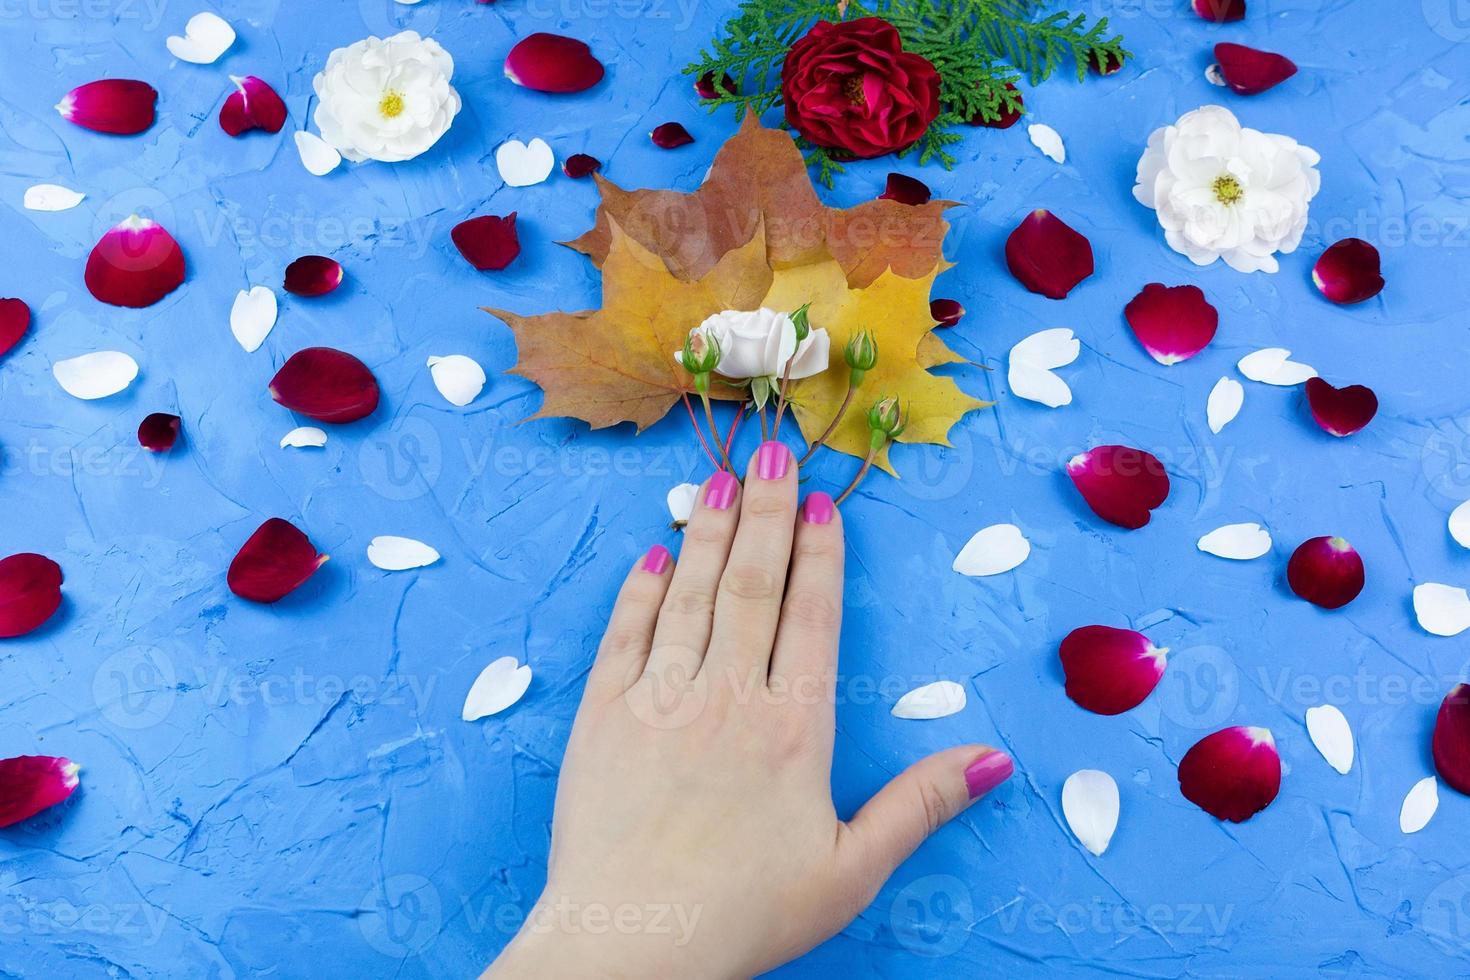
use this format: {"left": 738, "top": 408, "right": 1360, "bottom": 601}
{"left": 756, "top": 441, "right": 789, "bottom": 480}
{"left": 964, "top": 749, "right": 1014, "bottom": 799}
{"left": 642, "top": 544, "right": 671, "bottom": 574}
{"left": 802, "top": 492, "right": 834, "bottom": 525}
{"left": 705, "top": 470, "right": 739, "bottom": 510}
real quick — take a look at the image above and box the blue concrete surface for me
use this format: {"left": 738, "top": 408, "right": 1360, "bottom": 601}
{"left": 2, "top": 0, "right": 1469, "bottom": 976}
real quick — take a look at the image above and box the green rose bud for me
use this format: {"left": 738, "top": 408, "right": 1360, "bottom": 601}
{"left": 680, "top": 331, "right": 723, "bottom": 390}
{"left": 845, "top": 330, "right": 878, "bottom": 387}
{"left": 866, "top": 395, "right": 906, "bottom": 448}
{"left": 790, "top": 303, "right": 812, "bottom": 343}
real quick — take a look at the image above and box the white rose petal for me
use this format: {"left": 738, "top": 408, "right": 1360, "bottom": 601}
{"left": 1205, "top": 64, "right": 1227, "bottom": 87}
{"left": 165, "top": 11, "right": 236, "bottom": 64}
{"left": 891, "top": 680, "right": 966, "bottom": 720}
{"left": 1207, "top": 377, "right": 1244, "bottom": 433}
{"left": 1010, "top": 327, "right": 1080, "bottom": 370}
{"left": 313, "top": 31, "right": 462, "bottom": 164}
{"left": 1062, "top": 769, "right": 1119, "bottom": 856}
{"left": 426, "top": 354, "right": 486, "bottom": 407}
{"left": 1238, "top": 348, "right": 1317, "bottom": 386}
{"left": 1197, "top": 522, "right": 1271, "bottom": 560}
{"left": 1449, "top": 500, "right": 1470, "bottom": 550}
{"left": 367, "top": 535, "right": 440, "bottom": 571}
{"left": 1008, "top": 328, "right": 1080, "bottom": 408}
{"left": 953, "top": 523, "right": 1031, "bottom": 577}
{"left": 53, "top": 351, "right": 138, "bottom": 399}
{"left": 23, "top": 183, "right": 85, "bottom": 211}
{"left": 1414, "top": 583, "right": 1470, "bottom": 637}
{"left": 1028, "top": 123, "right": 1066, "bottom": 164}
{"left": 1400, "top": 776, "right": 1438, "bottom": 834}
{"left": 677, "top": 308, "right": 830, "bottom": 382}
{"left": 280, "top": 426, "right": 328, "bottom": 449}
{"left": 667, "top": 482, "right": 700, "bottom": 524}
{"left": 497, "top": 137, "right": 555, "bottom": 187}
{"left": 295, "top": 131, "right": 342, "bottom": 177}
{"left": 463, "top": 656, "right": 532, "bottom": 720}
{"left": 229, "top": 286, "right": 277, "bottom": 353}
{"left": 1305, "top": 704, "right": 1354, "bottom": 775}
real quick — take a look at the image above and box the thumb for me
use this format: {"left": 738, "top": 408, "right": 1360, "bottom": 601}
{"left": 838, "top": 746, "right": 1013, "bottom": 889}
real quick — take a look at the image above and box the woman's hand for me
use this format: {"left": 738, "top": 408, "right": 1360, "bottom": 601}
{"left": 488, "top": 441, "right": 1012, "bottom": 978}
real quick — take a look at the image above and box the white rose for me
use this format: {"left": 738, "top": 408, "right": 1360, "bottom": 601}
{"left": 676, "top": 308, "right": 830, "bottom": 381}
{"left": 312, "top": 31, "right": 462, "bottom": 164}
{"left": 1133, "top": 105, "right": 1320, "bottom": 274}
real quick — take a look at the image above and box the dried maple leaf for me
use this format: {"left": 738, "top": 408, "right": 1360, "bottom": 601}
{"left": 487, "top": 112, "right": 991, "bottom": 473}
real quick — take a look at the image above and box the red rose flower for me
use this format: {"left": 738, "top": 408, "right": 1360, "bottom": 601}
{"left": 781, "top": 18, "right": 941, "bottom": 159}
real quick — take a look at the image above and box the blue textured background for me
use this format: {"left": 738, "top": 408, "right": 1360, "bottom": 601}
{"left": 3, "top": 0, "right": 1470, "bottom": 976}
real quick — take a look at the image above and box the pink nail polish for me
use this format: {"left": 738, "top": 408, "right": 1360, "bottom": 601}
{"left": 756, "top": 441, "right": 790, "bottom": 481}
{"left": 642, "top": 544, "right": 671, "bottom": 574}
{"left": 802, "top": 492, "right": 834, "bottom": 525}
{"left": 964, "top": 750, "right": 1013, "bottom": 799}
{"left": 705, "top": 470, "right": 739, "bottom": 510}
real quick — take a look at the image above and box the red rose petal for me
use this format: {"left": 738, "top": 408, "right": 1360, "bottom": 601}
{"left": 56, "top": 79, "right": 157, "bottom": 135}
{"left": 0, "top": 553, "right": 63, "bottom": 639}
{"left": 504, "top": 33, "right": 605, "bottom": 94}
{"left": 452, "top": 214, "right": 520, "bottom": 271}
{"left": 1066, "top": 445, "right": 1170, "bottom": 529}
{"left": 138, "top": 412, "right": 181, "bottom": 452}
{"left": 930, "top": 299, "right": 964, "bottom": 329}
{"left": 0, "top": 756, "right": 80, "bottom": 828}
{"left": 1312, "top": 238, "right": 1384, "bottom": 304}
{"left": 227, "top": 518, "right": 327, "bottom": 603}
{"left": 1060, "top": 625, "right": 1167, "bottom": 715}
{"left": 1089, "top": 50, "right": 1125, "bottom": 76}
{"left": 1305, "top": 377, "right": 1378, "bottom": 437}
{"left": 651, "top": 122, "right": 694, "bottom": 149}
{"left": 1178, "top": 726, "right": 1280, "bottom": 822}
{"left": 1192, "top": 0, "right": 1245, "bottom": 22}
{"left": 694, "top": 71, "right": 737, "bottom": 100}
{"left": 0, "top": 297, "right": 31, "bottom": 358}
{"left": 563, "top": 153, "right": 601, "bottom": 179}
{"left": 1005, "top": 209, "right": 1094, "bottom": 300}
{"left": 1433, "top": 684, "right": 1470, "bottom": 796}
{"left": 1213, "top": 43, "right": 1297, "bottom": 96}
{"left": 1123, "top": 283, "right": 1219, "bottom": 365}
{"left": 969, "top": 83, "right": 1022, "bottom": 128}
{"left": 219, "top": 75, "right": 287, "bottom": 137}
{"left": 878, "top": 173, "right": 931, "bottom": 206}
{"left": 1287, "top": 535, "right": 1364, "bottom": 609}
{"left": 269, "top": 347, "right": 380, "bottom": 424}
{"left": 283, "top": 255, "right": 343, "bottom": 297}
{"left": 85, "top": 215, "right": 186, "bottom": 308}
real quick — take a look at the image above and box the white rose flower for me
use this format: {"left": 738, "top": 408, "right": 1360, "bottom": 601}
{"left": 1133, "top": 105, "right": 1320, "bottom": 273}
{"left": 312, "top": 31, "right": 462, "bottom": 164}
{"left": 676, "top": 308, "right": 830, "bottom": 381}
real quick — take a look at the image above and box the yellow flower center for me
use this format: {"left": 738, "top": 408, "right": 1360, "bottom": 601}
{"left": 1213, "top": 174, "right": 1243, "bottom": 205}
{"left": 378, "top": 90, "right": 405, "bottom": 119}
{"left": 842, "top": 74, "right": 867, "bottom": 107}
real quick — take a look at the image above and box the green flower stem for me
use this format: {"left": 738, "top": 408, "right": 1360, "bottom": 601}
{"left": 700, "top": 392, "right": 736, "bottom": 472}
{"left": 772, "top": 360, "right": 795, "bottom": 439}
{"left": 797, "top": 381, "right": 857, "bottom": 466}
{"left": 835, "top": 438, "right": 881, "bottom": 506}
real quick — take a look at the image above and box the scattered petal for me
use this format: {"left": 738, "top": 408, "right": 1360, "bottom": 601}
{"left": 1313, "top": 238, "right": 1384, "bottom": 304}
{"left": 53, "top": 351, "right": 138, "bottom": 400}
{"left": 1060, "top": 625, "right": 1167, "bottom": 715}
{"left": 219, "top": 75, "right": 287, "bottom": 136}
{"left": 1287, "top": 536, "right": 1365, "bottom": 609}
{"left": 1008, "top": 361, "right": 1073, "bottom": 408}
{"left": 1192, "top": 0, "right": 1245, "bottom": 22}
{"left": 56, "top": 79, "right": 157, "bottom": 135}
{"left": 1207, "top": 377, "right": 1244, "bottom": 433}
{"left": 0, "top": 756, "right": 80, "bottom": 827}
{"left": 137, "top": 412, "right": 180, "bottom": 452}
{"left": 1027, "top": 123, "right": 1065, "bottom": 163}
{"left": 165, "top": 12, "right": 235, "bottom": 64}
{"left": 0, "top": 554, "right": 63, "bottom": 638}
{"left": 463, "top": 656, "right": 533, "bottom": 720}
{"left": 229, "top": 285, "right": 277, "bottom": 353}
{"left": 1062, "top": 770, "right": 1119, "bottom": 856}
{"left": 1414, "top": 583, "right": 1470, "bottom": 637}
{"left": 1005, "top": 209, "right": 1094, "bottom": 299}
{"left": 667, "top": 482, "right": 699, "bottom": 524}
{"left": 1089, "top": 50, "right": 1125, "bottom": 76}
{"left": 1008, "top": 327, "right": 1080, "bottom": 408}
{"left": 1198, "top": 522, "right": 1271, "bottom": 560}
{"left": 1066, "top": 445, "right": 1170, "bottom": 529}
{"left": 23, "top": 184, "right": 85, "bottom": 212}
{"left": 651, "top": 122, "right": 694, "bottom": 149}
{"left": 891, "top": 680, "right": 966, "bottom": 720}
{"left": 1213, "top": 43, "right": 1297, "bottom": 95}
{"left": 562, "top": 153, "right": 601, "bottom": 179}
{"left": 0, "top": 298, "right": 31, "bottom": 359}
{"left": 1205, "top": 63, "right": 1227, "bottom": 86}
{"left": 269, "top": 348, "right": 379, "bottom": 424}
{"left": 1178, "top": 726, "right": 1280, "bottom": 822}
{"left": 1433, "top": 685, "right": 1470, "bottom": 794}
{"left": 452, "top": 214, "right": 520, "bottom": 271}
{"left": 497, "top": 138, "right": 555, "bottom": 187}
{"left": 426, "top": 354, "right": 487, "bottom": 407}
{"left": 953, "top": 524, "right": 1030, "bottom": 577}
{"left": 294, "top": 131, "right": 342, "bottom": 176}
{"left": 1305, "top": 704, "right": 1354, "bottom": 775}
{"left": 1401, "top": 776, "right": 1439, "bottom": 833}
{"left": 878, "top": 173, "right": 930, "bottom": 205}
{"left": 1450, "top": 500, "right": 1470, "bottom": 550}
{"left": 929, "top": 299, "right": 963, "bottom": 329}
{"left": 1305, "top": 377, "right": 1377, "bottom": 437}
{"left": 280, "top": 426, "right": 328, "bottom": 449}
{"left": 283, "top": 255, "right": 343, "bottom": 297}
{"left": 367, "top": 536, "right": 440, "bottom": 571}
{"left": 227, "top": 518, "right": 326, "bottom": 603}
{"left": 504, "top": 33, "right": 605, "bottom": 93}
{"left": 694, "top": 71, "right": 737, "bottom": 99}
{"left": 85, "top": 215, "right": 186, "bottom": 308}
{"left": 968, "top": 82, "right": 1021, "bottom": 128}
{"left": 1123, "top": 283, "right": 1219, "bottom": 364}
{"left": 1237, "top": 347, "right": 1316, "bottom": 386}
